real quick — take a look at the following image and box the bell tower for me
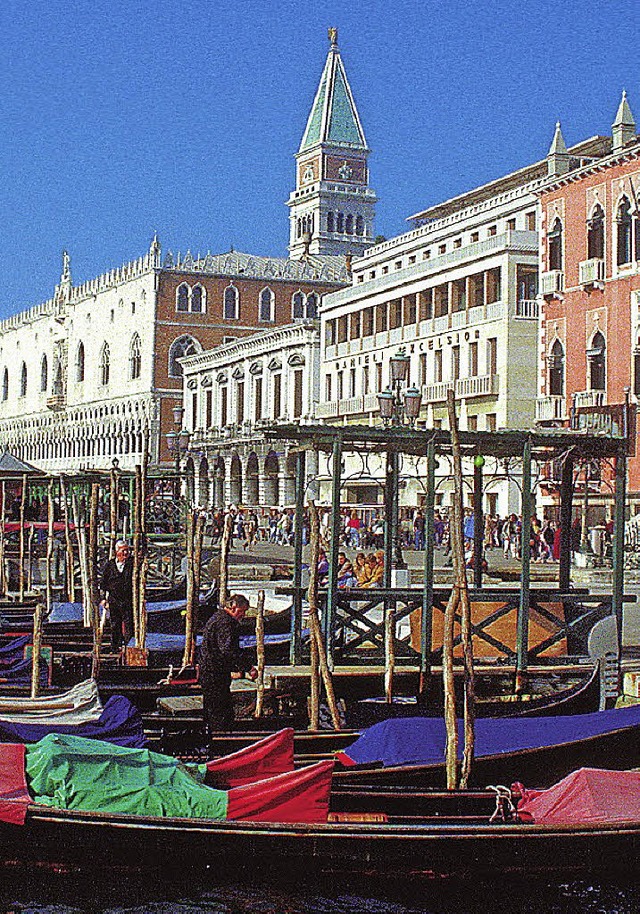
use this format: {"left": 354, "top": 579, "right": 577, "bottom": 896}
{"left": 287, "top": 29, "right": 376, "bottom": 259}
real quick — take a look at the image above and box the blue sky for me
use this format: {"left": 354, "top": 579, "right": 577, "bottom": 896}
{"left": 1, "top": 0, "right": 639, "bottom": 319}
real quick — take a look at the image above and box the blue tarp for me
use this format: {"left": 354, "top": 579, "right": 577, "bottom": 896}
{"left": 0, "top": 636, "right": 31, "bottom": 663}
{"left": 0, "top": 695, "right": 146, "bottom": 747}
{"left": 48, "top": 598, "right": 194, "bottom": 624}
{"left": 343, "top": 704, "right": 640, "bottom": 767}
{"left": 0, "top": 656, "right": 48, "bottom": 688}
{"left": 127, "top": 631, "right": 297, "bottom": 653}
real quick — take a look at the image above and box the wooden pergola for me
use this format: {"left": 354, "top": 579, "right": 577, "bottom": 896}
{"left": 267, "top": 422, "right": 630, "bottom": 687}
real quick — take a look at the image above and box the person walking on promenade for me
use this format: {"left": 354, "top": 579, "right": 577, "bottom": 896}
{"left": 199, "top": 593, "right": 257, "bottom": 734}
{"left": 100, "top": 540, "right": 134, "bottom": 652}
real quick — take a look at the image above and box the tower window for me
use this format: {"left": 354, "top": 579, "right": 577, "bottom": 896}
{"left": 355, "top": 215, "right": 364, "bottom": 236}
{"left": 40, "top": 355, "right": 48, "bottom": 393}
{"left": 337, "top": 212, "right": 344, "bottom": 233}
{"left": 327, "top": 212, "right": 335, "bottom": 233}
{"left": 76, "top": 343, "right": 85, "bottom": 383}
{"left": 19, "top": 362, "right": 27, "bottom": 398}
{"left": 346, "top": 214, "right": 354, "bottom": 234}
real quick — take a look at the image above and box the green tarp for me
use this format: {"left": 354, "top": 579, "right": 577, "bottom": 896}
{"left": 25, "top": 733, "right": 228, "bottom": 820}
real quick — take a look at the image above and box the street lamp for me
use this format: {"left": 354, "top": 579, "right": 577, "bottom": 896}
{"left": 166, "top": 407, "right": 190, "bottom": 500}
{"left": 376, "top": 350, "right": 423, "bottom": 578}
{"left": 377, "top": 349, "right": 423, "bottom": 427}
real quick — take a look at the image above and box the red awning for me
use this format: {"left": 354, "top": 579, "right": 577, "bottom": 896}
{"left": 0, "top": 743, "right": 30, "bottom": 825}
{"left": 205, "top": 728, "right": 294, "bottom": 789}
{"left": 227, "top": 760, "right": 334, "bottom": 824}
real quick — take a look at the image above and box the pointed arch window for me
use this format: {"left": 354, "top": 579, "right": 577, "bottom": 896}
{"left": 336, "top": 212, "right": 345, "bottom": 234}
{"left": 129, "top": 333, "right": 142, "bottom": 380}
{"left": 76, "top": 342, "right": 85, "bottom": 383}
{"left": 588, "top": 331, "right": 606, "bottom": 391}
{"left": 100, "top": 343, "right": 110, "bottom": 386}
{"left": 306, "top": 293, "right": 319, "bottom": 319}
{"left": 327, "top": 212, "right": 335, "bottom": 233}
{"left": 1, "top": 369, "right": 7, "bottom": 402}
{"left": 548, "top": 218, "right": 563, "bottom": 271}
{"left": 617, "top": 197, "right": 632, "bottom": 266}
{"left": 259, "top": 287, "right": 275, "bottom": 322}
{"left": 19, "top": 362, "right": 27, "bottom": 398}
{"left": 292, "top": 291, "right": 305, "bottom": 319}
{"left": 345, "top": 214, "right": 354, "bottom": 235}
{"left": 168, "top": 335, "right": 201, "bottom": 378}
{"left": 587, "top": 205, "right": 605, "bottom": 260}
{"left": 224, "top": 285, "right": 239, "bottom": 320}
{"left": 355, "top": 215, "right": 364, "bottom": 236}
{"left": 548, "top": 339, "right": 565, "bottom": 397}
{"left": 191, "top": 284, "right": 204, "bottom": 313}
{"left": 40, "top": 355, "right": 48, "bottom": 393}
{"left": 177, "top": 283, "right": 189, "bottom": 312}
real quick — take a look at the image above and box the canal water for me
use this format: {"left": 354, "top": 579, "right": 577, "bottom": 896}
{"left": 0, "top": 873, "right": 639, "bottom": 914}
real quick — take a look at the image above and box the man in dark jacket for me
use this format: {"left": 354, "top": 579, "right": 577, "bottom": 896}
{"left": 100, "top": 540, "right": 134, "bottom": 652}
{"left": 199, "top": 593, "right": 257, "bottom": 734}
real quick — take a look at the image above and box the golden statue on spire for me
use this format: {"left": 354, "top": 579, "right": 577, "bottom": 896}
{"left": 328, "top": 27, "right": 338, "bottom": 47}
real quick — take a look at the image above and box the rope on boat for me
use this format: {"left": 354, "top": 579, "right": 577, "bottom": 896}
{"left": 487, "top": 784, "right": 517, "bottom": 823}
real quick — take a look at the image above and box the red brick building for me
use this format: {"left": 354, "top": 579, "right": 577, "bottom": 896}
{"left": 154, "top": 251, "right": 348, "bottom": 463}
{"left": 537, "top": 93, "right": 640, "bottom": 507}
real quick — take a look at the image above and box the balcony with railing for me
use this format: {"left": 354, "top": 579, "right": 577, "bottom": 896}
{"left": 579, "top": 258, "right": 605, "bottom": 288}
{"left": 574, "top": 389, "right": 606, "bottom": 408}
{"left": 536, "top": 395, "right": 567, "bottom": 423}
{"left": 515, "top": 299, "right": 539, "bottom": 319}
{"left": 540, "top": 270, "right": 564, "bottom": 298}
{"left": 456, "top": 373, "right": 499, "bottom": 399}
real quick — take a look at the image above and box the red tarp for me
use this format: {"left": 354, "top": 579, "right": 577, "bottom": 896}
{"left": 518, "top": 767, "right": 640, "bottom": 825}
{"left": 227, "top": 760, "right": 334, "bottom": 824}
{"left": 0, "top": 743, "right": 30, "bottom": 825}
{"left": 205, "top": 728, "right": 294, "bottom": 789}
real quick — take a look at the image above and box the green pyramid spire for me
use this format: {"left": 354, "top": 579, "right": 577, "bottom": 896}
{"left": 299, "top": 29, "right": 367, "bottom": 153}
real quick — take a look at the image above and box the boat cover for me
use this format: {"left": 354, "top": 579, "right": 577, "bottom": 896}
{"left": 0, "top": 636, "right": 31, "bottom": 662}
{"left": 48, "top": 590, "right": 214, "bottom": 624}
{"left": 0, "top": 655, "right": 49, "bottom": 688}
{"left": 0, "top": 695, "right": 145, "bottom": 747}
{"left": 0, "top": 733, "right": 333, "bottom": 825}
{"left": 0, "top": 679, "right": 101, "bottom": 722}
{"left": 204, "top": 728, "right": 294, "bottom": 788}
{"left": 130, "top": 631, "right": 299, "bottom": 654}
{"left": 338, "top": 704, "right": 640, "bottom": 768}
{"left": 226, "top": 760, "right": 334, "bottom": 823}
{"left": 517, "top": 767, "right": 640, "bottom": 824}
{"left": 0, "top": 743, "right": 30, "bottom": 825}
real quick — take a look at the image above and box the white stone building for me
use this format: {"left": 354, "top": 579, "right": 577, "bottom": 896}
{"left": 0, "top": 243, "right": 161, "bottom": 472}
{"left": 317, "top": 136, "right": 610, "bottom": 516}
{"left": 180, "top": 321, "right": 321, "bottom": 508}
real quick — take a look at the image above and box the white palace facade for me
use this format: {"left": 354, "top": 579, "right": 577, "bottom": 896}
{"left": 180, "top": 321, "right": 321, "bottom": 509}
{"left": 317, "top": 134, "right": 610, "bottom": 516}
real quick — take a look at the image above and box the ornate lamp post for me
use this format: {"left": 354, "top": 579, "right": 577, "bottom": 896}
{"left": 377, "top": 349, "right": 422, "bottom": 427}
{"left": 376, "top": 349, "right": 423, "bottom": 577}
{"left": 166, "top": 406, "right": 190, "bottom": 500}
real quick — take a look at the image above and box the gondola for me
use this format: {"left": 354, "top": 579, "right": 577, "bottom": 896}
{"left": 332, "top": 703, "right": 640, "bottom": 788}
{"left": 0, "top": 755, "right": 639, "bottom": 882}
{"left": 0, "top": 729, "right": 639, "bottom": 883}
